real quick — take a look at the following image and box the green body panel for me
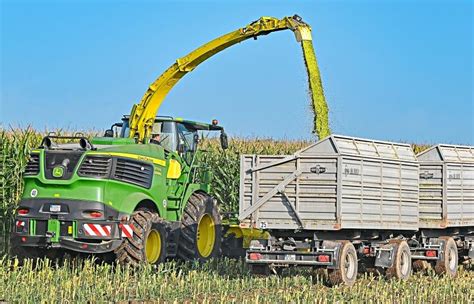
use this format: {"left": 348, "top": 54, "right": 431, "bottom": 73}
{"left": 47, "top": 220, "right": 60, "bottom": 243}
{"left": 30, "top": 219, "right": 36, "bottom": 235}
{"left": 72, "top": 221, "right": 77, "bottom": 238}
{"left": 22, "top": 137, "right": 213, "bottom": 223}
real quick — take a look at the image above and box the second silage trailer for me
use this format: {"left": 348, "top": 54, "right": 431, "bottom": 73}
{"left": 238, "top": 135, "right": 473, "bottom": 286}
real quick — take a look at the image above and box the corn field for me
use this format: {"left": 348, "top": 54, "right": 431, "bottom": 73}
{"left": 2, "top": 128, "right": 472, "bottom": 303}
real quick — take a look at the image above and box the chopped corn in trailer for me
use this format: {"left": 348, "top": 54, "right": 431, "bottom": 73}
{"left": 237, "top": 134, "right": 473, "bottom": 286}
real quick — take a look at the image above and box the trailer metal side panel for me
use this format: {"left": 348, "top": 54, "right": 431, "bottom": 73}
{"left": 339, "top": 157, "right": 419, "bottom": 230}
{"left": 417, "top": 145, "right": 474, "bottom": 228}
{"left": 239, "top": 135, "right": 419, "bottom": 231}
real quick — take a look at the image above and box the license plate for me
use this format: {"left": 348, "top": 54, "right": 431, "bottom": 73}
{"left": 285, "top": 254, "right": 296, "bottom": 261}
{"left": 50, "top": 205, "right": 61, "bottom": 212}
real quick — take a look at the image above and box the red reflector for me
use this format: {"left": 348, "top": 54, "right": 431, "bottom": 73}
{"left": 18, "top": 208, "right": 29, "bottom": 215}
{"left": 85, "top": 211, "right": 103, "bottom": 218}
{"left": 317, "top": 255, "right": 330, "bottom": 262}
{"left": 363, "top": 247, "right": 370, "bottom": 254}
{"left": 81, "top": 244, "right": 88, "bottom": 249}
{"left": 21, "top": 237, "right": 27, "bottom": 242}
{"left": 426, "top": 250, "right": 437, "bottom": 257}
{"left": 249, "top": 253, "right": 262, "bottom": 260}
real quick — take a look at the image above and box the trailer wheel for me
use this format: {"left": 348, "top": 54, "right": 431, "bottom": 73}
{"left": 177, "top": 192, "right": 221, "bottom": 262}
{"left": 328, "top": 241, "right": 358, "bottom": 286}
{"left": 435, "top": 237, "right": 458, "bottom": 278}
{"left": 115, "top": 210, "right": 167, "bottom": 266}
{"left": 385, "top": 240, "right": 411, "bottom": 280}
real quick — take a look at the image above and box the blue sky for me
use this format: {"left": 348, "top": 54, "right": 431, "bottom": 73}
{"left": 1, "top": 0, "right": 472, "bottom": 144}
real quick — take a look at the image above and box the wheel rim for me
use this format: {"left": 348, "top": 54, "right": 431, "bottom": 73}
{"left": 400, "top": 250, "right": 410, "bottom": 276}
{"left": 448, "top": 246, "right": 457, "bottom": 271}
{"left": 344, "top": 251, "right": 356, "bottom": 279}
{"left": 197, "top": 214, "right": 215, "bottom": 258}
{"left": 145, "top": 229, "right": 161, "bottom": 264}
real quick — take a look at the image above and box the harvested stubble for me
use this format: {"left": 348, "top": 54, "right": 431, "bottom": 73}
{"left": 0, "top": 257, "right": 473, "bottom": 303}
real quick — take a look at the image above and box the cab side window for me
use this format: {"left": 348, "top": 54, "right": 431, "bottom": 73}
{"left": 150, "top": 122, "right": 177, "bottom": 151}
{"left": 177, "top": 123, "right": 197, "bottom": 153}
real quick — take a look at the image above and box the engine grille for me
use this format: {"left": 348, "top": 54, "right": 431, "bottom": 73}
{"left": 78, "top": 156, "right": 112, "bottom": 178}
{"left": 113, "top": 158, "right": 153, "bottom": 188}
{"left": 24, "top": 153, "right": 40, "bottom": 175}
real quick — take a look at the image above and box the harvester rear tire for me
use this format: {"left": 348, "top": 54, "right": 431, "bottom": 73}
{"left": 177, "top": 192, "right": 221, "bottom": 263}
{"left": 435, "top": 236, "right": 458, "bottom": 278}
{"left": 385, "top": 240, "right": 412, "bottom": 280}
{"left": 328, "top": 241, "right": 358, "bottom": 286}
{"left": 115, "top": 210, "right": 167, "bottom": 266}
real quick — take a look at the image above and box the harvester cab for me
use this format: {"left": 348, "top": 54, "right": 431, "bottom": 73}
{"left": 105, "top": 115, "right": 228, "bottom": 153}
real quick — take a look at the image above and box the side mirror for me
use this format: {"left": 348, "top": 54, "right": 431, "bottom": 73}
{"left": 193, "top": 133, "right": 199, "bottom": 151}
{"left": 220, "top": 132, "right": 229, "bottom": 150}
{"left": 177, "top": 143, "right": 185, "bottom": 154}
{"left": 104, "top": 129, "right": 114, "bottom": 137}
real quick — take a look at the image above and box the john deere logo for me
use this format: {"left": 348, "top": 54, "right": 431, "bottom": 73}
{"left": 52, "top": 166, "right": 64, "bottom": 178}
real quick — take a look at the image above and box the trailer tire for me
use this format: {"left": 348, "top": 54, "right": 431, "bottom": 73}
{"left": 115, "top": 210, "right": 167, "bottom": 266}
{"left": 385, "top": 240, "right": 411, "bottom": 280}
{"left": 328, "top": 241, "right": 358, "bottom": 286}
{"left": 435, "top": 236, "right": 458, "bottom": 278}
{"left": 177, "top": 192, "right": 221, "bottom": 263}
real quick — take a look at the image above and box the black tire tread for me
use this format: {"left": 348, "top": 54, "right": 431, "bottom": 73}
{"left": 435, "top": 236, "right": 458, "bottom": 278}
{"left": 385, "top": 240, "right": 411, "bottom": 280}
{"left": 114, "top": 210, "right": 165, "bottom": 266}
{"left": 177, "top": 192, "right": 221, "bottom": 262}
{"left": 328, "top": 241, "right": 358, "bottom": 286}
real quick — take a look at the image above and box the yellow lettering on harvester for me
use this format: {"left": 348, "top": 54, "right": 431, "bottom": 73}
{"left": 87, "top": 152, "right": 166, "bottom": 166}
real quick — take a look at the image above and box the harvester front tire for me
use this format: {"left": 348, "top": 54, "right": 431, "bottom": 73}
{"left": 435, "top": 236, "right": 458, "bottom": 278}
{"left": 177, "top": 192, "right": 221, "bottom": 263}
{"left": 328, "top": 241, "right": 358, "bottom": 286}
{"left": 115, "top": 210, "right": 167, "bottom": 266}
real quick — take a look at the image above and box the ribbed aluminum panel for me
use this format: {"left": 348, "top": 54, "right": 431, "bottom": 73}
{"left": 239, "top": 135, "right": 419, "bottom": 231}
{"left": 299, "top": 135, "right": 417, "bottom": 161}
{"left": 418, "top": 164, "right": 443, "bottom": 222}
{"left": 417, "top": 145, "right": 474, "bottom": 228}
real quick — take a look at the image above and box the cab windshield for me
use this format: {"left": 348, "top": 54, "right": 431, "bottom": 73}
{"left": 119, "top": 120, "right": 177, "bottom": 151}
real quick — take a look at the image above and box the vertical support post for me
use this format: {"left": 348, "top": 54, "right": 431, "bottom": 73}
{"left": 336, "top": 156, "right": 343, "bottom": 227}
